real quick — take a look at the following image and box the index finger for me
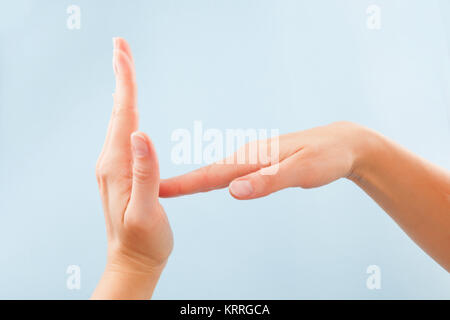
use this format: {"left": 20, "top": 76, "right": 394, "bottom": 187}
{"left": 159, "top": 139, "right": 280, "bottom": 197}
{"left": 105, "top": 38, "right": 138, "bottom": 157}
{"left": 158, "top": 162, "right": 262, "bottom": 197}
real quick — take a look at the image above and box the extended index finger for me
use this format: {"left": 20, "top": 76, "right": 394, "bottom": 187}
{"left": 106, "top": 38, "right": 138, "bottom": 157}
{"left": 158, "top": 162, "right": 262, "bottom": 197}
{"left": 159, "top": 138, "right": 281, "bottom": 197}
{"left": 159, "top": 133, "right": 303, "bottom": 197}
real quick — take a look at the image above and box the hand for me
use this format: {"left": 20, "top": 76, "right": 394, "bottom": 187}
{"left": 92, "top": 38, "right": 173, "bottom": 299}
{"left": 159, "top": 121, "right": 370, "bottom": 199}
{"left": 159, "top": 121, "right": 450, "bottom": 271}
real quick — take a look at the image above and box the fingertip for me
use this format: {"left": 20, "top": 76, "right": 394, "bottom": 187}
{"left": 228, "top": 186, "right": 242, "bottom": 200}
{"left": 131, "top": 132, "right": 149, "bottom": 158}
{"left": 229, "top": 179, "right": 254, "bottom": 199}
{"left": 113, "top": 49, "right": 137, "bottom": 108}
{"left": 131, "top": 131, "right": 147, "bottom": 143}
{"left": 140, "top": 132, "right": 157, "bottom": 155}
{"left": 113, "top": 37, "right": 135, "bottom": 63}
{"left": 114, "top": 49, "right": 135, "bottom": 79}
{"left": 131, "top": 131, "right": 158, "bottom": 162}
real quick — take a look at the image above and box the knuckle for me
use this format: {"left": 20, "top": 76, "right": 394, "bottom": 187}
{"left": 95, "top": 160, "right": 109, "bottom": 182}
{"left": 290, "top": 151, "right": 316, "bottom": 189}
{"left": 112, "top": 104, "right": 138, "bottom": 119}
{"left": 199, "top": 164, "right": 222, "bottom": 190}
{"left": 96, "top": 158, "right": 131, "bottom": 184}
{"left": 132, "top": 163, "right": 152, "bottom": 183}
{"left": 199, "top": 165, "right": 213, "bottom": 188}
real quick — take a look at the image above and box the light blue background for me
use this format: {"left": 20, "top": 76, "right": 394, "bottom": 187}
{"left": 0, "top": 0, "right": 449, "bottom": 299}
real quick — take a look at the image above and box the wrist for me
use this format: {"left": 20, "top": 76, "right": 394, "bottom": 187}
{"left": 92, "top": 267, "right": 162, "bottom": 300}
{"left": 91, "top": 252, "right": 166, "bottom": 300}
{"left": 346, "top": 124, "right": 385, "bottom": 183}
{"left": 105, "top": 245, "right": 167, "bottom": 278}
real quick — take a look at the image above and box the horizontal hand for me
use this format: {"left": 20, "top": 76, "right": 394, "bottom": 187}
{"left": 159, "top": 121, "right": 367, "bottom": 199}
{"left": 160, "top": 121, "right": 450, "bottom": 271}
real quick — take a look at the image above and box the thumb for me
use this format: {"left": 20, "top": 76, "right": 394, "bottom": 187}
{"left": 129, "top": 132, "right": 160, "bottom": 212}
{"left": 228, "top": 157, "right": 297, "bottom": 200}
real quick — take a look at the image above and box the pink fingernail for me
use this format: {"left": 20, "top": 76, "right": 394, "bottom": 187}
{"left": 229, "top": 180, "right": 254, "bottom": 198}
{"left": 131, "top": 133, "right": 149, "bottom": 158}
{"left": 112, "top": 37, "right": 118, "bottom": 75}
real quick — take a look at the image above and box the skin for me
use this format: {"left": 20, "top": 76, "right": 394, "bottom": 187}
{"left": 93, "top": 38, "right": 449, "bottom": 299}
{"left": 159, "top": 122, "right": 450, "bottom": 272}
{"left": 92, "top": 38, "right": 173, "bottom": 300}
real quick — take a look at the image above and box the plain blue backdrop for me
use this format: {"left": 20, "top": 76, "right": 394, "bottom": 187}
{"left": 0, "top": 0, "right": 449, "bottom": 299}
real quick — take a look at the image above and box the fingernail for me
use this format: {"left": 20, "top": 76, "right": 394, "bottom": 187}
{"left": 131, "top": 133, "right": 149, "bottom": 158}
{"left": 229, "top": 180, "right": 254, "bottom": 198}
{"left": 112, "top": 37, "right": 118, "bottom": 75}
